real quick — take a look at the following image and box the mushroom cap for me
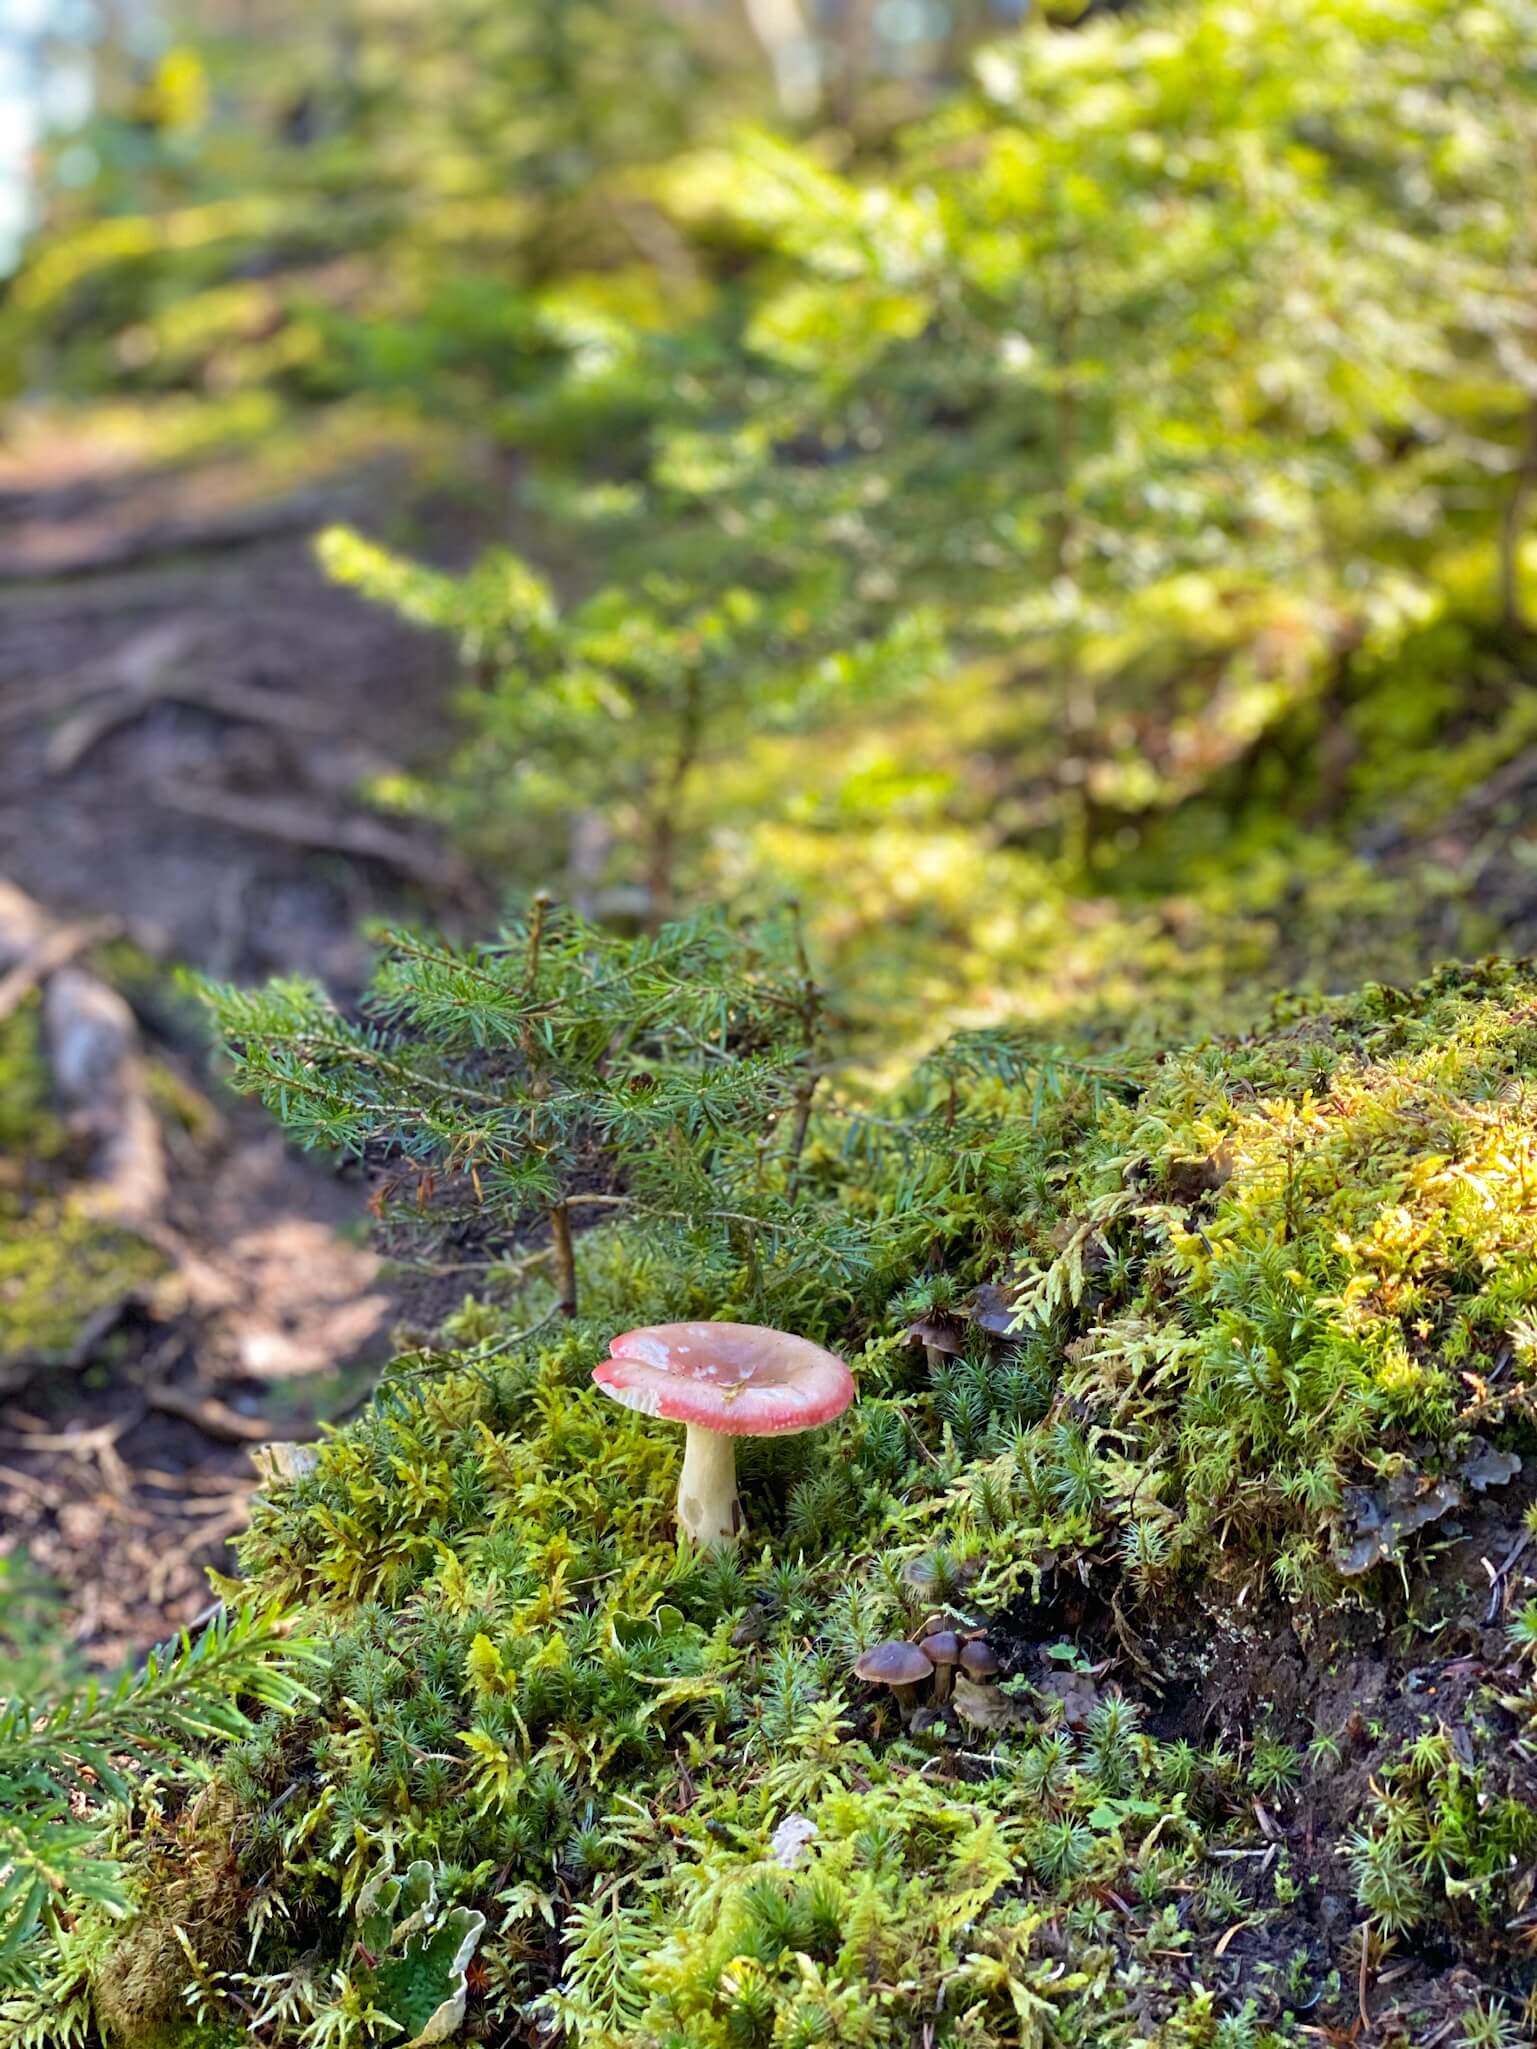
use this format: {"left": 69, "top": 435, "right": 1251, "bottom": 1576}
{"left": 959, "top": 1639, "right": 999, "bottom": 1678}
{"left": 594, "top": 1322, "right": 853, "bottom": 1438}
{"left": 922, "top": 1629, "right": 962, "bottom": 1667}
{"left": 854, "top": 1639, "right": 934, "bottom": 1687}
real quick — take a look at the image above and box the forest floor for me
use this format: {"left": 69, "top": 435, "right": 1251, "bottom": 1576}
{"left": 0, "top": 416, "right": 483, "bottom": 1667}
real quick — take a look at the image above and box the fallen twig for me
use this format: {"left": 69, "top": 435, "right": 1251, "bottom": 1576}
{"left": 1111, "top": 1594, "right": 1166, "bottom": 1694}
{"left": 1483, "top": 1528, "right": 1532, "bottom": 1623}
{"left": 145, "top": 1381, "right": 300, "bottom": 1444}
{"left": 0, "top": 1403, "right": 148, "bottom": 1496}
{"left": 0, "top": 878, "right": 167, "bottom": 1224}
{"left": 0, "top": 1461, "right": 57, "bottom": 1502}
{"left": 0, "top": 914, "right": 120, "bottom": 1023}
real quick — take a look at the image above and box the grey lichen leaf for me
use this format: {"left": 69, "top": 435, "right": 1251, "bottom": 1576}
{"left": 768, "top": 1813, "right": 819, "bottom": 1869}
{"left": 1462, "top": 1442, "right": 1522, "bottom": 1492}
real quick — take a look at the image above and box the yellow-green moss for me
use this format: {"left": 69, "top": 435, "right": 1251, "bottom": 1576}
{"left": 0, "top": 1003, "right": 62, "bottom": 1162}
{"left": 0, "top": 1203, "right": 167, "bottom": 1365}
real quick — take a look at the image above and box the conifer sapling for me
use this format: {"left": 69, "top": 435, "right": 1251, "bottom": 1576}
{"left": 197, "top": 903, "right": 823, "bottom": 1323}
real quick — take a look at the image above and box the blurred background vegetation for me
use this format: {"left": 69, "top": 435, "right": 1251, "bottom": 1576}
{"left": 6, "top": 0, "right": 1536, "bottom": 1059}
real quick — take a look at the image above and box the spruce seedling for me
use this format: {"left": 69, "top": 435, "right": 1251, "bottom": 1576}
{"left": 198, "top": 902, "right": 815, "bottom": 1321}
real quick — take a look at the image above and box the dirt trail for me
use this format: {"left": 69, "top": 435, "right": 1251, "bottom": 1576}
{"left": 0, "top": 429, "right": 471, "bottom": 1665}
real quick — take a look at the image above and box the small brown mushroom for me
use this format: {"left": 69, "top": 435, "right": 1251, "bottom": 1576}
{"left": 922, "top": 1629, "right": 961, "bottom": 1705}
{"left": 959, "top": 1639, "right": 999, "bottom": 1681}
{"left": 902, "top": 1314, "right": 964, "bottom": 1374}
{"left": 854, "top": 1639, "right": 934, "bottom": 1716}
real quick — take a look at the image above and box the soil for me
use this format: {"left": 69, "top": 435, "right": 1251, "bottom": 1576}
{"left": 974, "top": 1473, "right": 1537, "bottom": 2041}
{"left": 0, "top": 421, "right": 480, "bottom": 1667}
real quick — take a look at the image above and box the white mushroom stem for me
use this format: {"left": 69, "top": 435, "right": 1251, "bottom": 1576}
{"left": 677, "top": 1424, "right": 741, "bottom": 1547}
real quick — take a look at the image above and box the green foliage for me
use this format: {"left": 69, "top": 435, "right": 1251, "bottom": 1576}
{"left": 15, "top": 2, "right": 1537, "bottom": 2040}
{"left": 5, "top": 0, "right": 730, "bottom": 413}
{"left": 276, "top": 0, "right": 1537, "bottom": 1047}
{"left": 1346, "top": 1726, "right": 1537, "bottom": 1939}
{"left": 0, "top": 1608, "right": 312, "bottom": 1989}
{"left": 1454, "top": 1996, "right": 1526, "bottom": 2049}
{"left": 17, "top": 0, "right": 1537, "bottom": 1050}
{"left": 196, "top": 904, "right": 845, "bottom": 1319}
{"left": 321, "top": 526, "right": 942, "bottom": 918}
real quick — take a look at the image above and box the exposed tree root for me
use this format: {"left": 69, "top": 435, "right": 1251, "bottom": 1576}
{"left": 33, "top": 617, "right": 361, "bottom": 776}
{"left": 0, "top": 491, "right": 335, "bottom": 582}
{"left": 0, "top": 1293, "right": 153, "bottom": 1396}
{"left": 143, "top": 1381, "right": 298, "bottom": 1444}
{"left": 0, "top": 619, "right": 203, "bottom": 736}
{"left": 155, "top": 782, "right": 478, "bottom": 898}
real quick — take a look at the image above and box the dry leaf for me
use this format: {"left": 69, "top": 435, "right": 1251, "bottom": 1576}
{"left": 951, "top": 1674, "right": 1026, "bottom": 1731}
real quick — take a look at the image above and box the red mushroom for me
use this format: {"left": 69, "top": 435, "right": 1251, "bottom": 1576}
{"left": 593, "top": 1321, "right": 854, "bottom": 1547}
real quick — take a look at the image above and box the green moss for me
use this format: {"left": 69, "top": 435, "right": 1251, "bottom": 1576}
{"left": 1346, "top": 1726, "right": 1537, "bottom": 1941}
{"left": 0, "top": 1203, "right": 167, "bottom": 1366}
{"left": 0, "top": 1001, "right": 167, "bottom": 1367}
{"left": 1006, "top": 958, "right": 1537, "bottom": 1594}
{"left": 0, "top": 1002, "right": 62, "bottom": 1161}
{"left": 93, "top": 958, "right": 1537, "bottom": 2045}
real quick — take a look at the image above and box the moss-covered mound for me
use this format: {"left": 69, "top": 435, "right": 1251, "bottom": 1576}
{"left": 95, "top": 962, "right": 1537, "bottom": 2047}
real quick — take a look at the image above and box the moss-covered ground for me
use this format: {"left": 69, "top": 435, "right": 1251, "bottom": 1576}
{"left": 43, "top": 959, "right": 1537, "bottom": 2049}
